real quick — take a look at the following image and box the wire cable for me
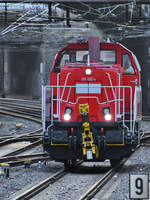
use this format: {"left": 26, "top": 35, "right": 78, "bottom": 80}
{"left": 0, "top": 9, "right": 48, "bottom": 36}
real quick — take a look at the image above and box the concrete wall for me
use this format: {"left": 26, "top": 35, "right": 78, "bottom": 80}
{"left": 0, "top": 44, "right": 41, "bottom": 99}
{"left": 0, "top": 26, "right": 90, "bottom": 99}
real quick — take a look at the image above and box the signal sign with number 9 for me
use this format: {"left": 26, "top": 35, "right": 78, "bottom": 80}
{"left": 130, "top": 174, "right": 149, "bottom": 199}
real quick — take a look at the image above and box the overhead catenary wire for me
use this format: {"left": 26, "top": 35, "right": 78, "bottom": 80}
{"left": 0, "top": 1, "right": 144, "bottom": 26}
{"left": 0, "top": 1, "right": 148, "bottom": 21}
{"left": 0, "top": 10, "right": 32, "bottom": 35}
{"left": 60, "top": 1, "right": 134, "bottom": 19}
{"left": 0, "top": 0, "right": 47, "bottom": 35}
{"left": 0, "top": 0, "right": 149, "bottom": 38}
{"left": 98, "top": 5, "right": 120, "bottom": 18}
{"left": 0, "top": 1, "right": 92, "bottom": 37}
{"left": 0, "top": 8, "right": 48, "bottom": 36}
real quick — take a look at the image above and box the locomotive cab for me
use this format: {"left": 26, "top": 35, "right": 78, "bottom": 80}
{"left": 42, "top": 37, "right": 142, "bottom": 168}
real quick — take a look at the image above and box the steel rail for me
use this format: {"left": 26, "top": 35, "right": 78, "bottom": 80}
{"left": 0, "top": 156, "right": 52, "bottom": 167}
{"left": 0, "top": 99, "right": 41, "bottom": 120}
{"left": 0, "top": 97, "right": 40, "bottom": 101}
{"left": 0, "top": 126, "right": 42, "bottom": 148}
{"left": 0, "top": 102, "right": 41, "bottom": 111}
{"left": 4, "top": 157, "right": 52, "bottom": 167}
{"left": 0, "top": 129, "right": 42, "bottom": 149}
{"left": 0, "top": 99, "right": 44, "bottom": 159}
{"left": 12, "top": 160, "right": 82, "bottom": 200}
{"left": 0, "top": 109, "right": 41, "bottom": 123}
{"left": 142, "top": 115, "right": 150, "bottom": 121}
{"left": 0, "top": 99, "right": 41, "bottom": 118}
{"left": 0, "top": 136, "right": 42, "bottom": 146}
{"left": 0, "top": 152, "right": 52, "bottom": 167}
{"left": 0, "top": 106, "right": 41, "bottom": 117}
{"left": 0, "top": 99, "right": 41, "bottom": 110}
{"left": 78, "top": 158, "right": 128, "bottom": 200}
{"left": 0, "top": 135, "right": 42, "bottom": 142}
{"left": 141, "top": 135, "right": 150, "bottom": 143}
{"left": 3, "top": 139, "right": 42, "bottom": 157}
{"left": 12, "top": 169, "right": 68, "bottom": 200}
{"left": 0, "top": 98, "right": 41, "bottom": 107}
{"left": 0, "top": 152, "right": 49, "bottom": 163}
{"left": 0, "top": 107, "right": 41, "bottom": 119}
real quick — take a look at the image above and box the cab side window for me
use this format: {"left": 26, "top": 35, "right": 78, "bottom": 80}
{"left": 100, "top": 50, "right": 116, "bottom": 65}
{"left": 122, "top": 54, "right": 135, "bottom": 74}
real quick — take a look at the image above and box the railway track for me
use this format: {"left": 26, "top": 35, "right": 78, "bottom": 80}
{"left": 0, "top": 134, "right": 42, "bottom": 146}
{"left": 0, "top": 153, "right": 52, "bottom": 167}
{"left": 0, "top": 130, "right": 43, "bottom": 157}
{"left": 11, "top": 158, "right": 127, "bottom": 200}
{"left": 1, "top": 98, "right": 150, "bottom": 200}
{"left": 12, "top": 161, "right": 83, "bottom": 200}
{"left": 3, "top": 139, "right": 42, "bottom": 157}
{"left": 12, "top": 169, "right": 68, "bottom": 200}
{"left": 0, "top": 98, "right": 41, "bottom": 110}
{"left": 0, "top": 98, "right": 41, "bottom": 121}
{"left": 78, "top": 159, "right": 127, "bottom": 200}
{"left": 0, "top": 97, "right": 41, "bottom": 106}
{"left": 0, "top": 98, "right": 43, "bottom": 158}
{"left": 0, "top": 109, "right": 41, "bottom": 123}
{"left": 77, "top": 120, "right": 150, "bottom": 200}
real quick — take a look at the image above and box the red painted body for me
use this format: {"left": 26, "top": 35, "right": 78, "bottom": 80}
{"left": 43, "top": 38, "right": 142, "bottom": 166}
{"left": 50, "top": 41, "right": 142, "bottom": 123}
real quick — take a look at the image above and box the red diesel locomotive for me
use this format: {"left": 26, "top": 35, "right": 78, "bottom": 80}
{"left": 42, "top": 37, "right": 142, "bottom": 168}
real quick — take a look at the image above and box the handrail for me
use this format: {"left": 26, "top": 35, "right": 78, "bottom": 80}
{"left": 42, "top": 85, "right": 133, "bottom": 132}
{"left": 106, "top": 73, "right": 116, "bottom": 99}
{"left": 60, "top": 73, "right": 71, "bottom": 101}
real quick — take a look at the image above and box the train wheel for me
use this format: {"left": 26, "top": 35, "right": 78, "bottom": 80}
{"left": 110, "top": 159, "right": 121, "bottom": 167}
{"left": 64, "top": 159, "right": 77, "bottom": 170}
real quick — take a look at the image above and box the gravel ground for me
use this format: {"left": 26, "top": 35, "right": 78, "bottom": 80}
{"left": 0, "top": 158, "right": 64, "bottom": 200}
{"left": 0, "top": 114, "right": 41, "bottom": 136}
{"left": 94, "top": 146, "right": 150, "bottom": 200}
{"left": 0, "top": 119, "right": 150, "bottom": 200}
{"left": 31, "top": 161, "right": 111, "bottom": 200}
{"left": 93, "top": 121, "right": 150, "bottom": 200}
{"left": 0, "top": 114, "right": 43, "bottom": 199}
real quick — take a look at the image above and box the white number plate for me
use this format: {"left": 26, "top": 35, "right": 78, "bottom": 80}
{"left": 76, "top": 83, "right": 101, "bottom": 94}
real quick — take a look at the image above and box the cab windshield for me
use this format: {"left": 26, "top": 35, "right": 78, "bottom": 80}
{"left": 53, "top": 49, "right": 116, "bottom": 72}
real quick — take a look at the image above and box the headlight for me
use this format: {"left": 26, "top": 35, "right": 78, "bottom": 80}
{"left": 104, "top": 113, "right": 112, "bottom": 121}
{"left": 63, "top": 108, "right": 72, "bottom": 121}
{"left": 63, "top": 113, "right": 71, "bottom": 121}
{"left": 44, "top": 131, "right": 49, "bottom": 137}
{"left": 85, "top": 68, "right": 92, "bottom": 75}
{"left": 103, "top": 107, "right": 110, "bottom": 114}
{"left": 65, "top": 107, "right": 72, "bottom": 114}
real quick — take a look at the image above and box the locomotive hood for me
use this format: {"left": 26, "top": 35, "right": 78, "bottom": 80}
{"left": 60, "top": 64, "right": 122, "bottom": 86}
{"left": 59, "top": 63, "right": 122, "bottom": 122}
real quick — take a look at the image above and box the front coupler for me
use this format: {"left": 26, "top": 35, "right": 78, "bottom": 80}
{"left": 79, "top": 103, "right": 99, "bottom": 160}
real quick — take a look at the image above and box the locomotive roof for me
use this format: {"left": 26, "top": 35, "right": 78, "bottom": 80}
{"left": 57, "top": 41, "right": 141, "bottom": 72}
{"left": 60, "top": 42, "right": 132, "bottom": 54}
{"left": 51, "top": 41, "right": 141, "bottom": 73}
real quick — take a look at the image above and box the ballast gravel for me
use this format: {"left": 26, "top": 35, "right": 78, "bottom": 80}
{"left": 0, "top": 114, "right": 41, "bottom": 137}
{"left": 0, "top": 159, "right": 64, "bottom": 200}
{"left": 94, "top": 146, "right": 150, "bottom": 200}
{"left": 0, "top": 117, "right": 150, "bottom": 200}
